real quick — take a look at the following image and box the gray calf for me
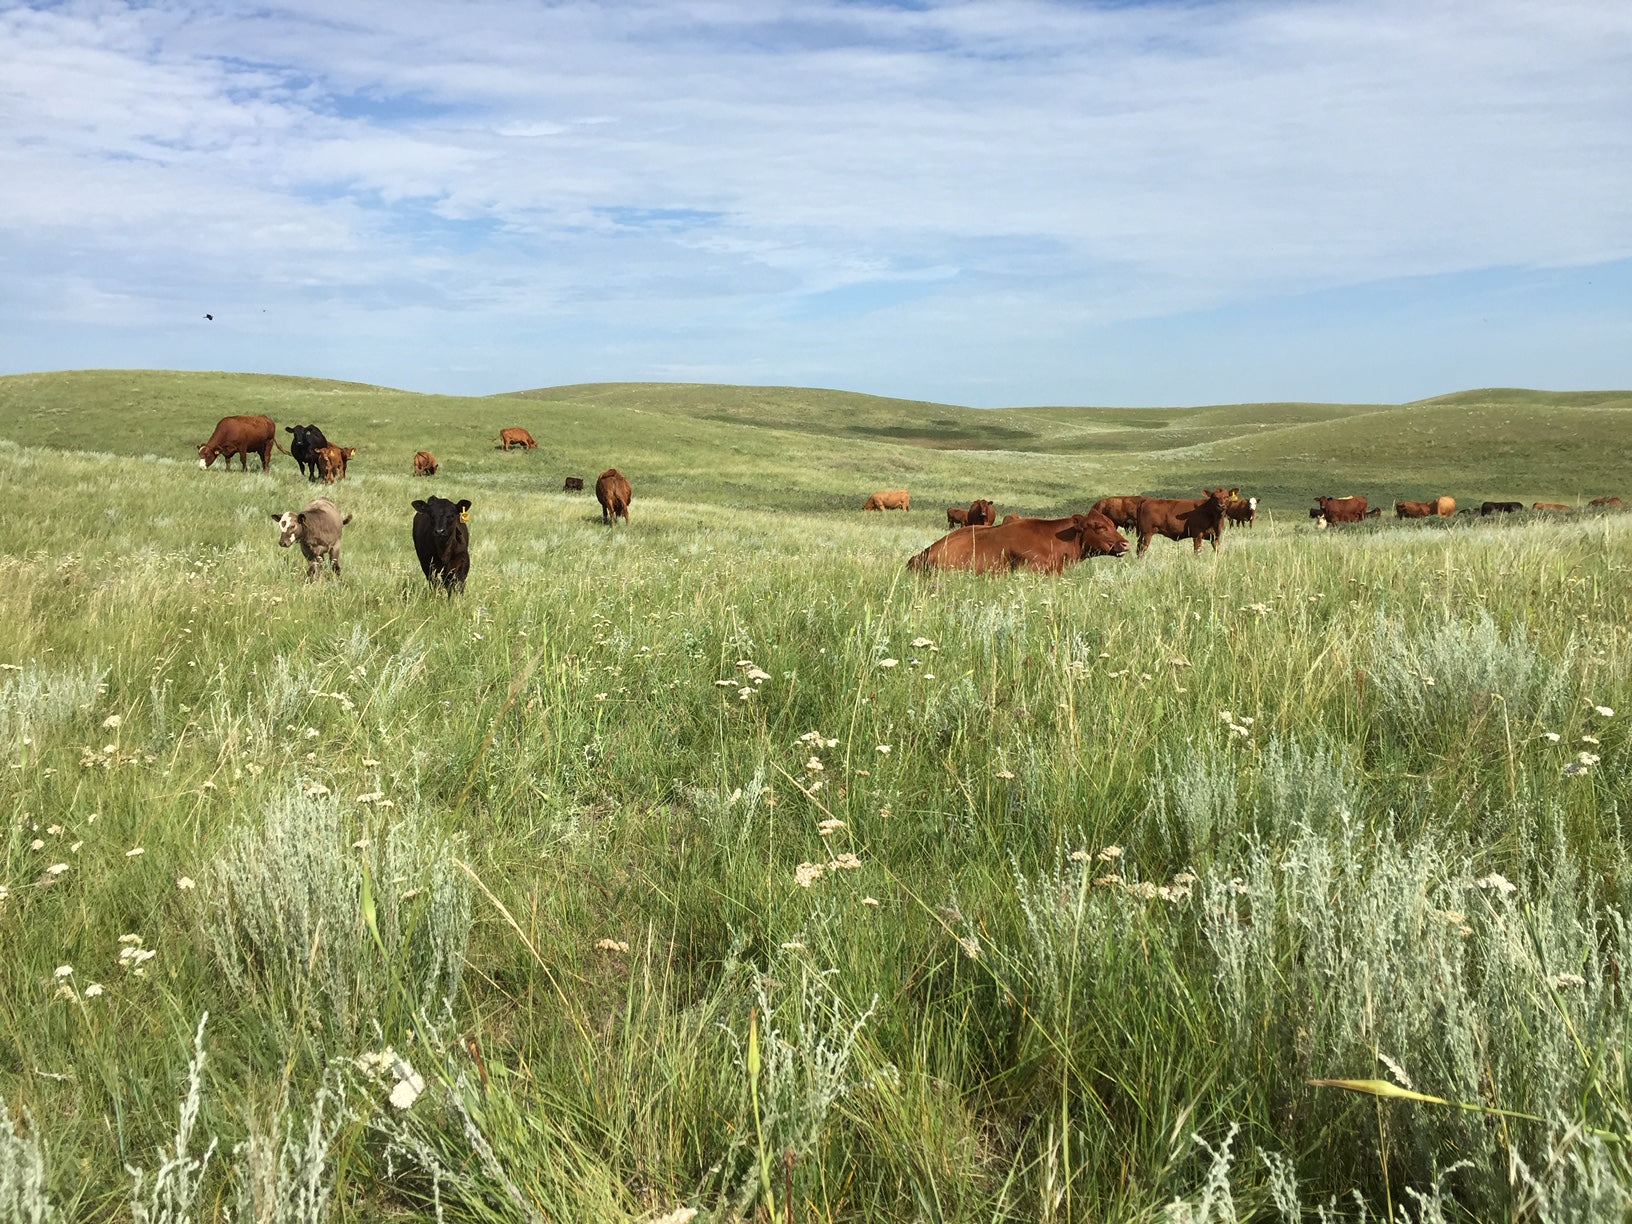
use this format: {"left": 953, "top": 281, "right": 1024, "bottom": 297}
{"left": 273, "top": 498, "right": 352, "bottom": 580}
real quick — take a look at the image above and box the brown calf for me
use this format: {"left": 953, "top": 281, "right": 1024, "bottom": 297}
{"left": 498, "top": 428, "right": 537, "bottom": 450}
{"left": 413, "top": 450, "right": 437, "bottom": 477}
{"left": 863, "top": 489, "right": 910, "bottom": 512}
{"left": 1135, "top": 489, "right": 1230, "bottom": 557}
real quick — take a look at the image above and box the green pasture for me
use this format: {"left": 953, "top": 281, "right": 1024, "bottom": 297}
{"left": 0, "top": 372, "right": 1630, "bottom": 1221}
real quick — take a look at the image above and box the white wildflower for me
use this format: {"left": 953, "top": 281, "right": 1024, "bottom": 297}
{"left": 53, "top": 965, "right": 73, "bottom": 979}
{"left": 118, "top": 933, "right": 142, "bottom": 945}
{"left": 1069, "top": 849, "right": 1090, "bottom": 862}
{"left": 861, "top": 897, "right": 880, "bottom": 907}
{"left": 780, "top": 941, "right": 806, "bottom": 952}
{"left": 1593, "top": 705, "right": 1614, "bottom": 718}
{"left": 875, "top": 744, "right": 891, "bottom": 755}
{"left": 794, "top": 862, "right": 825, "bottom": 888}
{"left": 1579, "top": 752, "right": 1601, "bottom": 766}
{"left": 737, "top": 687, "right": 754, "bottom": 700}
{"left": 83, "top": 983, "right": 104, "bottom": 998}
{"left": 957, "top": 935, "right": 980, "bottom": 960}
{"left": 46, "top": 824, "right": 63, "bottom": 836}
{"left": 1378, "top": 1053, "right": 1414, "bottom": 1090}
{"left": 829, "top": 853, "right": 862, "bottom": 870}
{"left": 995, "top": 769, "right": 1015, "bottom": 780}
{"left": 804, "top": 756, "right": 825, "bottom": 773}
{"left": 595, "top": 938, "right": 630, "bottom": 953}
{"left": 1550, "top": 973, "right": 1587, "bottom": 990}
{"left": 652, "top": 1209, "right": 699, "bottom": 1224}
{"left": 1097, "top": 845, "right": 1123, "bottom": 861}
{"left": 176, "top": 876, "right": 196, "bottom": 891}
{"left": 817, "top": 819, "right": 846, "bottom": 836}
{"left": 388, "top": 1058, "right": 425, "bottom": 1111}
{"left": 1581, "top": 735, "right": 1600, "bottom": 745}
{"left": 30, "top": 838, "right": 43, "bottom": 851}
{"left": 102, "top": 714, "right": 122, "bottom": 729}
{"left": 46, "top": 863, "right": 69, "bottom": 876}
{"left": 125, "top": 847, "right": 144, "bottom": 858}
{"left": 1475, "top": 872, "right": 1517, "bottom": 895}
{"left": 878, "top": 658, "right": 899, "bottom": 669}
{"left": 304, "top": 782, "right": 331, "bottom": 798}
{"left": 910, "top": 637, "right": 935, "bottom": 649}
{"left": 355, "top": 791, "right": 385, "bottom": 804}
{"left": 1540, "top": 731, "right": 1561, "bottom": 743}
{"left": 714, "top": 679, "right": 734, "bottom": 687}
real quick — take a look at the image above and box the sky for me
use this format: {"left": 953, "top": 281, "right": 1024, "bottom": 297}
{"left": 2, "top": 0, "right": 1630, "bottom": 406}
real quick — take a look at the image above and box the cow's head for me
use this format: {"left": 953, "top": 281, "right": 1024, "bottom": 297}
{"left": 272, "top": 511, "right": 304, "bottom": 547}
{"left": 1069, "top": 512, "right": 1129, "bottom": 558}
{"left": 1203, "top": 488, "right": 1231, "bottom": 509}
{"left": 412, "top": 497, "right": 471, "bottom": 539}
{"left": 197, "top": 442, "right": 217, "bottom": 469}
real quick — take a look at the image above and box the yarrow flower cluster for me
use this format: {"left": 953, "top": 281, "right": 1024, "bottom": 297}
{"left": 1219, "top": 710, "right": 1255, "bottom": 738}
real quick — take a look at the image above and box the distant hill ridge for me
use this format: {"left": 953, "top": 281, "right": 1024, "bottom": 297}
{"left": 0, "top": 370, "right": 1626, "bottom": 513}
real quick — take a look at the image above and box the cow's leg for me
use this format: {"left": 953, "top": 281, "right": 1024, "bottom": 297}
{"left": 1136, "top": 531, "right": 1151, "bottom": 557}
{"left": 329, "top": 547, "right": 341, "bottom": 579}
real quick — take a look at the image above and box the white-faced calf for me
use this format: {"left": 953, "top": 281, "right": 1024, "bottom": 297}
{"left": 273, "top": 498, "right": 351, "bottom": 580}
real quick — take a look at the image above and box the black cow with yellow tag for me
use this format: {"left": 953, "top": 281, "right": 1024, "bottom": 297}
{"left": 411, "top": 497, "right": 471, "bottom": 593}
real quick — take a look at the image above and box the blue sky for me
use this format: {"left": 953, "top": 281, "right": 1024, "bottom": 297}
{"left": 2, "top": 0, "right": 1629, "bottom": 406}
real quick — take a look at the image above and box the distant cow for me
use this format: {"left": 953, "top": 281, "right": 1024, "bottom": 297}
{"left": 285, "top": 424, "right": 330, "bottom": 481}
{"left": 498, "top": 428, "right": 537, "bottom": 450}
{"left": 564, "top": 476, "right": 585, "bottom": 492}
{"left": 413, "top": 451, "right": 437, "bottom": 477}
{"left": 199, "top": 414, "right": 277, "bottom": 472}
{"left": 1396, "top": 500, "right": 1436, "bottom": 519}
{"left": 272, "top": 498, "right": 351, "bottom": 581}
{"left": 1225, "top": 494, "right": 1257, "bottom": 527}
{"left": 411, "top": 496, "right": 471, "bottom": 593}
{"left": 1435, "top": 496, "right": 1456, "bottom": 516}
{"left": 1312, "top": 496, "right": 1368, "bottom": 524}
{"left": 1532, "top": 502, "right": 1571, "bottom": 512}
{"left": 314, "top": 444, "right": 356, "bottom": 484}
{"left": 596, "top": 468, "right": 632, "bottom": 524}
{"left": 863, "top": 489, "right": 910, "bottom": 512}
{"left": 1481, "top": 501, "right": 1523, "bottom": 516}
{"left": 1589, "top": 496, "right": 1623, "bottom": 508}
{"left": 1135, "top": 489, "right": 1230, "bottom": 557}
{"left": 946, "top": 499, "right": 996, "bottom": 529}
{"left": 1091, "top": 496, "right": 1145, "bottom": 531}
{"left": 908, "top": 512, "right": 1128, "bottom": 575}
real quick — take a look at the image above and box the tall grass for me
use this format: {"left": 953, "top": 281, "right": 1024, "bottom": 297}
{"left": 0, "top": 436, "right": 1628, "bottom": 1219}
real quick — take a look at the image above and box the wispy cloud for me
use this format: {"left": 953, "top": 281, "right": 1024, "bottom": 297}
{"left": 1, "top": 0, "right": 1629, "bottom": 402}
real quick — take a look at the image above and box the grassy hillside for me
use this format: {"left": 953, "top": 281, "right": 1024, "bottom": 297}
{"left": 2, "top": 367, "right": 1632, "bottom": 1218}
{"left": 0, "top": 371, "right": 1626, "bottom": 516}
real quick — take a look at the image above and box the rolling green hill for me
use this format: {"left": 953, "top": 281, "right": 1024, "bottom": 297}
{"left": 0, "top": 369, "right": 1625, "bottom": 515}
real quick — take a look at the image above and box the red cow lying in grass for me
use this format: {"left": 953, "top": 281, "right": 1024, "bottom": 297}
{"left": 1135, "top": 489, "right": 1230, "bottom": 557}
{"left": 907, "top": 512, "right": 1127, "bottom": 574}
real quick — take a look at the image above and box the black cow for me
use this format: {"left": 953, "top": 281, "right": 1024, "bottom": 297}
{"left": 411, "top": 497, "right": 471, "bottom": 593}
{"left": 1480, "top": 501, "right": 1523, "bottom": 516}
{"left": 564, "top": 476, "right": 585, "bottom": 492}
{"left": 285, "top": 424, "right": 330, "bottom": 482}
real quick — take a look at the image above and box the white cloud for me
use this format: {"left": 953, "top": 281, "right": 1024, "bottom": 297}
{"left": 1, "top": 0, "right": 1630, "bottom": 401}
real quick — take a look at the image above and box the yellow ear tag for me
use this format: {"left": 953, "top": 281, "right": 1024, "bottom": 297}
{"left": 459, "top": 509, "right": 470, "bottom": 522}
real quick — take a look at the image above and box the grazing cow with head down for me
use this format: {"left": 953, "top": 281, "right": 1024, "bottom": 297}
{"left": 1590, "top": 496, "right": 1623, "bottom": 508}
{"left": 314, "top": 444, "right": 356, "bottom": 484}
{"left": 1480, "top": 501, "right": 1523, "bottom": 516}
{"left": 908, "top": 512, "right": 1128, "bottom": 574}
{"left": 1435, "top": 496, "right": 1456, "bottom": 516}
{"left": 411, "top": 497, "right": 471, "bottom": 593}
{"left": 272, "top": 498, "right": 351, "bottom": 581}
{"left": 413, "top": 451, "right": 437, "bottom": 477}
{"left": 1135, "top": 489, "right": 1230, "bottom": 557}
{"left": 1396, "top": 500, "right": 1436, "bottom": 519}
{"left": 1091, "top": 496, "right": 1145, "bottom": 531}
{"left": 284, "top": 424, "right": 330, "bottom": 481}
{"left": 596, "top": 468, "right": 632, "bottom": 524}
{"left": 863, "top": 489, "right": 910, "bottom": 512}
{"left": 199, "top": 414, "right": 278, "bottom": 472}
{"left": 498, "top": 428, "right": 537, "bottom": 451}
{"left": 1311, "top": 495, "right": 1368, "bottom": 525}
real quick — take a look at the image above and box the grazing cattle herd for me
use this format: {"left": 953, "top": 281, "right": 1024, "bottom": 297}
{"left": 193, "top": 414, "right": 1622, "bottom": 592}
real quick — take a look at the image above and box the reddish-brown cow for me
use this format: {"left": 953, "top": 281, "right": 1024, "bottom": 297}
{"left": 497, "top": 428, "right": 537, "bottom": 450}
{"left": 1225, "top": 494, "right": 1258, "bottom": 527}
{"left": 596, "top": 468, "right": 632, "bottom": 524}
{"left": 1091, "top": 495, "right": 1145, "bottom": 531}
{"left": 1134, "top": 489, "right": 1230, "bottom": 557}
{"left": 1312, "top": 495, "right": 1368, "bottom": 524}
{"left": 1395, "top": 500, "right": 1436, "bottom": 518}
{"left": 314, "top": 444, "right": 356, "bottom": 483}
{"left": 198, "top": 414, "right": 278, "bottom": 471}
{"left": 908, "top": 512, "right": 1128, "bottom": 574}
{"left": 862, "top": 490, "right": 910, "bottom": 512}
{"left": 1590, "top": 496, "right": 1623, "bottom": 508}
{"left": 413, "top": 450, "right": 438, "bottom": 476}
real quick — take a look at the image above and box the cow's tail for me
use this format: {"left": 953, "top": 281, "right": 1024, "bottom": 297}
{"left": 274, "top": 438, "right": 292, "bottom": 455}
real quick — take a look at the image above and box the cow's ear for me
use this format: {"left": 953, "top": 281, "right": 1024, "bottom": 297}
{"left": 270, "top": 513, "right": 282, "bottom": 523}
{"left": 297, "top": 513, "right": 306, "bottom": 524}
{"left": 458, "top": 500, "right": 472, "bottom": 512}
{"left": 412, "top": 500, "right": 429, "bottom": 512}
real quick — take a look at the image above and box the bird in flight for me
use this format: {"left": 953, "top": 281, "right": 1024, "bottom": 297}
{"left": 204, "top": 313, "right": 214, "bottom": 321}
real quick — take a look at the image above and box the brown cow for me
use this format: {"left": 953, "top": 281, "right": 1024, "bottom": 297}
{"left": 1312, "top": 495, "right": 1368, "bottom": 524}
{"left": 1396, "top": 500, "right": 1436, "bottom": 519}
{"left": 1135, "top": 489, "right": 1230, "bottom": 557}
{"left": 863, "top": 489, "right": 910, "bottom": 512}
{"left": 564, "top": 476, "right": 585, "bottom": 492}
{"left": 1091, "top": 496, "right": 1145, "bottom": 531}
{"left": 498, "top": 428, "right": 537, "bottom": 450}
{"left": 413, "top": 451, "right": 438, "bottom": 477}
{"left": 1435, "top": 496, "right": 1456, "bottom": 516}
{"left": 198, "top": 414, "right": 278, "bottom": 471}
{"left": 1590, "top": 496, "right": 1623, "bottom": 508}
{"left": 313, "top": 445, "right": 355, "bottom": 483}
{"left": 946, "top": 507, "right": 970, "bottom": 528}
{"left": 596, "top": 468, "right": 632, "bottom": 524}
{"left": 908, "top": 512, "right": 1128, "bottom": 574}
{"left": 1225, "top": 494, "right": 1257, "bottom": 527}
{"left": 945, "top": 499, "right": 997, "bottom": 529}
{"left": 1532, "top": 502, "right": 1571, "bottom": 512}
